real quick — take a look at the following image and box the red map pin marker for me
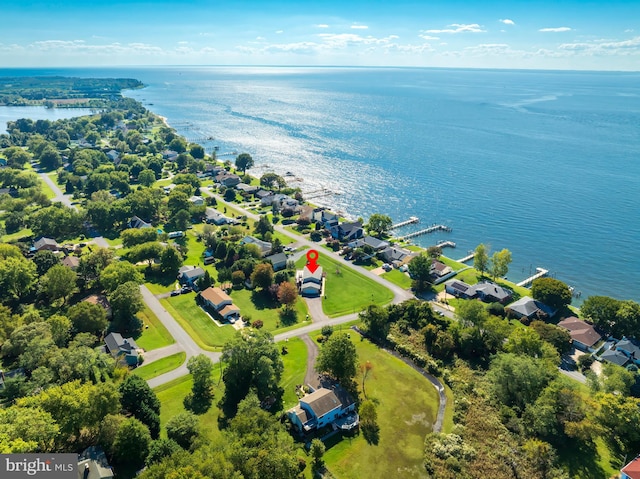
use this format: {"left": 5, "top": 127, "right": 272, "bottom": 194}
{"left": 306, "top": 249, "right": 320, "bottom": 274}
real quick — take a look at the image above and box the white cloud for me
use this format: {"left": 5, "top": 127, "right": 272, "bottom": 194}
{"left": 177, "top": 41, "right": 189, "bottom": 45}
{"left": 539, "top": 27, "right": 572, "bottom": 32}
{"left": 275, "top": 30, "right": 283, "bottom": 34}
{"left": 500, "top": 19, "right": 515, "bottom": 25}
{"left": 351, "top": 25, "right": 369, "bottom": 30}
{"left": 425, "top": 23, "right": 485, "bottom": 34}
{"left": 419, "top": 34, "right": 440, "bottom": 40}
{"left": 256, "top": 36, "right": 265, "bottom": 41}
{"left": 558, "top": 36, "right": 640, "bottom": 54}
{"left": 315, "top": 24, "right": 329, "bottom": 28}
{"left": 625, "top": 29, "right": 634, "bottom": 33}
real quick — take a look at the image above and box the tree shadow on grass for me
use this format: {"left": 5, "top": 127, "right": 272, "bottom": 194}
{"left": 557, "top": 439, "right": 610, "bottom": 479}
{"left": 250, "top": 290, "right": 279, "bottom": 310}
{"left": 279, "top": 308, "right": 298, "bottom": 326}
{"left": 361, "top": 422, "right": 380, "bottom": 445}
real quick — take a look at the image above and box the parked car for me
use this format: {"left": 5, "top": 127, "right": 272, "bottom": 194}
{"left": 170, "top": 290, "right": 180, "bottom": 297}
{"left": 181, "top": 286, "right": 192, "bottom": 294}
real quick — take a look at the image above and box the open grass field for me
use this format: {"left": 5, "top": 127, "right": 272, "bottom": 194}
{"left": 1, "top": 227, "right": 33, "bottom": 243}
{"left": 324, "top": 335, "right": 440, "bottom": 479}
{"left": 295, "top": 253, "right": 394, "bottom": 317}
{"left": 154, "top": 370, "right": 225, "bottom": 442}
{"left": 230, "top": 286, "right": 309, "bottom": 332}
{"left": 133, "top": 352, "right": 186, "bottom": 381}
{"left": 382, "top": 268, "right": 412, "bottom": 289}
{"left": 135, "top": 303, "right": 175, "bottom": 351}
{"left": 278, "top": 337, "right": 308, "bottom": 410}
{"left": 161, "top": 294, "right": 238, "bottom": 350}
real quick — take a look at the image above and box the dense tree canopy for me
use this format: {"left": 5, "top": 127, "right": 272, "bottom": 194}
{"left": 235, "top": 152, "right": 254, "bottom": 173}
{"left": 366, "top": 213, "right": 392, "bottom": 236}
{"left": 531, "top": 277, "right": 572, "bottom": 310}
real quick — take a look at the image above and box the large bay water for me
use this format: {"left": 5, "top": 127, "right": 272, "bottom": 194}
{"left": 2, "top": 66, "right": 639, "bottom": 302}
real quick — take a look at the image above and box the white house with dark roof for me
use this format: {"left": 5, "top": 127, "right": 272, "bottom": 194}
{"left": 128, "top": 216, "right": 152, "bottom": 229}
{"left": 297, "top": 265, "right": 324, "bottom": 297}
{"left": 445, "top": 279, "right": 472, "bottom": 298}
{"left": 287, "top": 387, "right": 357, "bottom": 433}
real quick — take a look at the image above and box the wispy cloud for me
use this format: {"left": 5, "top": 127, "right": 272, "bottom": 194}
{"left": 558, "top": 36, "right": 640, "bottom": 54}
{"left": 500, "top": 19, "right": 515, "bottom": 25}
{"left": 275, "top": 30, "right": 283, "bottom": 34}
{"left": 315, "top": 24, "right": 329, "bottom": 28}
{"left": 539, "top": 27, "right": 572, "bottom": 32}
{"left": 351, "top": 25, "right": 369, "bottom": 30}
{"left": 425, "top": 23, "right": 485, "bottom": 34}
{"left": 419, "top": 34, "right": 440, "bottom": 40}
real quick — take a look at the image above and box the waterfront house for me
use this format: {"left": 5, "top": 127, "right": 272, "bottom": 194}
{"left": 313, "top": 210, "right": 339, "bottom": 229}
{"left": 287, "top": 387, "right": 358, "bottom": 433}
{"left": 265, "top": 252, "right": 288, "bottom": 271}
{"left": 177, "top": 266, "right": 206, "bottom": 288}
{"left": 332, "top": 221, "right": 364, "bottom": 241}
{"left": 240, "top": 236, "right": 272, "bottom": 256}
{"left": 600, "top": 348, "right": 630, "bottom": 367}
{"left": 348, "top": 235, "right": 390, "bottom": 251}
{"left": 297, "top": 265, "right": 324, "bottom": 297}
{"left": 128, "top": 216, "right": 152, "bottom": 229}
{"left": 615, "top": 338, "right": 640, "bottom": 365}
{"left": 104, "top": 332, "right": 139, "bottom": 366}
{"left": 506, "top": 296, "right": 556, "bottom": 320}
{"left": 469, "top": 282, "right": 512, "bottom": 304}
{"left": 200, "top": 286, "right": 240, "bottom": 322}
{"left": 162, "top": 150, "right": 179, "bottom": 161}
{"left": 621, "top": 455, "right": 640, "bottom": 479}
{"left": 445, "top": 279, "right": 473, "bottom": 299}
{"left": 380, "top": 246, "right": 412, "bottom": 264}
{"left": 557, "top": 317, "right": 602, "bottom": 352}
{"left": 235, "top": 183, "right": 259, "bottom": 194}
{"left": 255, "top": 189, "right": 273, "bottom": 201}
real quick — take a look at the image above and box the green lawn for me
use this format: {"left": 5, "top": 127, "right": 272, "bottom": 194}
{"left": 230, "top": 286, "right": 310, "bottom": 332}
{"left": 135, "top": 304, "right": 175, "bottom": 351}
{"left": 133, "top": 352, "right": 186, "bottom": 381}
{"left": 295, "top": 253, "right": 394, "bottom": 317}
{"left": 144, "top": 280, "right": 178, "bottom": 296}
{"left": 161, "top": 294, "right": 238, "bottom": 350}
{"left": 382, "top": 269, "right": 412, "bottom": 289}
{"left": 37, "top": 177, "right": 57, "bottom": 199}
{"left": 278, "top": 337, "right": 308, "bottom": 410}
{"left": 324, "top": 335, "right": 441, "bottom": 479}
{"left": 1, "top": 227, "right": 33, "bottom": 243}
{"left": 154, "top": 370, "right": 224, "bottom": 442}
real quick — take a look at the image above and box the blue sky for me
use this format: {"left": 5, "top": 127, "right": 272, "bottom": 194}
{"left": 1, "top": 0, "right": 639, "bottom": 70}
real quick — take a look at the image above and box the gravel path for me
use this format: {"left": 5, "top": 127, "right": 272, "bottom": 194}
{"left": 301, "top": 334, "right": 320, "bottom": 388}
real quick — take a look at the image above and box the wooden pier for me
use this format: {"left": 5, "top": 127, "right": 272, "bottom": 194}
{"left": 395, "top": 224, "right": 452, "bottom": 241}
{"left": 389, "top": 216, "right": 419, "bottom": 230}
{"left": 436, "top": 240, "right": 456, "bottom": 249}
{"left": 457, "top": 252, "right": 475, "bottom": 263}
{"left": 516, "top": 267, "right": 549, "bottom": 287}
{"left": 305, "top": 187, "right": 339, "bottom": 199}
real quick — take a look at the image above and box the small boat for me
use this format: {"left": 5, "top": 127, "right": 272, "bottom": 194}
{"left": 284, "top": 171, "right": 294, "bottom": 176}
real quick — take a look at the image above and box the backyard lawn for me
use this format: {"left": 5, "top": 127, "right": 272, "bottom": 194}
{"left": 133, "top": 352, "right": 186, "bottom": 381}
{"left": 161, "top": 294, "right": 238, "bottom": 350}
{"left": 278, "top": 337, "right": 308, "bottom": 410}
{"left": 295, "top": 253, "right": 394, "bottom": 317}
{"left": 324, "top": 335, "right": 441, "bottom": 479}
{"left": 230, "top": 286, "right": 309, "bottom": 332}
{"left": 135, "top": 304, "right": 175, "bottom": 351}
{"left": 382, "top": 268, "right": 412, "bottom": 289}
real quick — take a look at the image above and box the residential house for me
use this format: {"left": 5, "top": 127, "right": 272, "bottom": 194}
{"left": 78, "top": 447, "right": 114, "bottom": 479}
{"left": 313, "top": 210, "right": 339, "bottom": 229}
{"left": 445, "top": 279, "right": 473, "bottom": 298}
{"left": 265, "top": 252, "right": 288, "bottom": 272}
{"left": 203, "top": 163, "right": 224, "bottom": 177}
{"left": 348, "top": 235, "right": 390, "bottom": 251}
{"left": 287, "top": 387, "right": 358, "bottom": 433}
{"left": 235, "top": 183, "right": 259, "bottom": 194}
{"left": 621, "top": 455, "right": 640, "bottom": 479}
{"left": 33, "top": 237, "right": 60, "bottom": 252}
{"left": 506, "top": 296, "right": 556, "bottom": 320}
{"left": 215, "top": 173, "right": 241, "bottom": 187}
{"left": 162, "top": 150, "right": 179, "bottom": 161}
{"left": 189, "top": 195, "right": 205, "bottom": 206}
{"left": 61, "top": 255, "right": 80, "bottom": 270}
{"left": 178, "top": 266, "right": 206, "bottom": 288}
{"left": 600, "top": 348, "right": 630, "bottom": 367}
{"left": 200, "top": 286, "right": 240, "bottom": 322}
{"left": 331, "top": 221, "right": 364, "bottom": 242}
{"left": 255, "top": 189, "right": 273, "bottom": 202}
{"left": 298, "top": 205, "right": 315, "bottom": 223}
{"left": 430, "top": 260, "right": 453, "bottom": 278}
{"left": 615, "top": 338, "right": 640, "bottom": 365}
{"left": 380, "top": 246, "right": 412, "bottom": 265}
{"left": 105, "top": 150, "right": 119, "bottom": 163}
{"left": 0, "top": 186, "right": 18, "bottom": 197}
{"left": 240, "top": 236, "right": 272, "bottom": 256}
{"left": 469, "top": 282, "right": 512, "bottom": 304}
{"left": 104, "top": 332, "right": 140, "bottom": 366}
{"left": 557, "top": 316, "right": 602, "bottom": 352}
{"left": 297, "top": 265, "right": 324, "bottom": 297}
{"left": 83, "top": 294, "right": 112, "bottom": 318}
{"left": 128, "top": 216, "right": 152, "bottom": 229}
{"left": 204, "top": 208, "right": 229, "bottom": 225}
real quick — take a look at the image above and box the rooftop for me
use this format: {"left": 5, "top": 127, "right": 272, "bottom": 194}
{"left": 200, "top": 286, "right": 232, "bottom": 306}
{"left": 301, "top": 388, "right": 341, "bottom": 418}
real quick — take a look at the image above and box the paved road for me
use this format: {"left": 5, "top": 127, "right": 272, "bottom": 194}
{"left": 140, "top": 285, "right": 221, "bottom": 388}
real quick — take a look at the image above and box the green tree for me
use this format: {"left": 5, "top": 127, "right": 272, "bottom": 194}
{"left": 98, "top": 414, "right": 127, "bottom": 458}
{"left": 189, "top": 144, "right": 205, "bottom": 159}
{"left": 260, "top": 172, "right": 285, "bottom": 190}
{"left": 146, "top": 438, "right": 181, "bottom": 466}
{"left": 166, "top": 411, "right": 200, "bottom": 450}
{"left": 160, "top": 246, "right": 183, "bottom": 276}
{"left": 38, "top": 145, "right": 62, "bottom": 170}
{"left": 121, "top": 228, "right": 158, "bottom": 248}
{"left": 0, "top": 406, "right": 59, "bottom": 452}
{"left": 250, "top": 262, "right": 274, "bottom": 290}
{"left": 67, "top": 300, "right": 110, "bottom": 336}
{"left": 359, "top": 399, "right": 380, "bottom": 445}
{"left": 29, "top": 204, "right": 83, "bottom": 240}
{"left": 112, "top": 417, "right": 151, "bottom": 470}
{"left": 128, "top": 241, "right": 164, "bottom": 267}
{"left": 0, "top": 256, "right": 37, "bottom": 301}
{"left": 138, "top": 168, "right": 156, "bottom": 187}
{"left": 310, "top": 438, "right": 326, "bottom": 472}
{"left": 40, "top": 264, "right": 77, "bottom": 304}
{"left": 316, "top": 333, "right": 358, "bottom": 387}
{"left": 531, "top": 277, "right": 572, "bottom": 310}
{"left": 119, "top": 375, "right": 161, "bottom": 439}
{"left": 220, "top": 329, "right": 284, "bottom": 416}
{"left": 366, "top": 213, "right": 392, "bottom": 236}
{"left": 46, "top": 314, "right": 72, "bottom": 347}
{"left": 408, "top": 253, "right": 432, "bottom": 291}
{"left": 489, "top": 248, "right": 512, "bottom": 280}
{"left": 580, "top": 295, "right": 621, "bottom": 336}
{"left": 359, "top": 304, "right": 390, "bottom": 341}
{"left": 235, "top": 152, "right": 254, "bottom": 173}
{"left": 185, "top": 354, "right": 215, "bottom": 414}
{"left": 474, "top": 243, "right": 489, "bottom": 277}
{"left": 100, "top": 262, "right": 144, "bottom": 293}
{"left": 254, "top": 214, "right": 274, "bottom": 236}
{"left": 32, "top": 250, "right": 60, "bottom": 276}
{"left": 277, "top": 281, "right": 298, "bottom": 310}
{"left": 109, "top": 281, "right": 144, "bottom": 335}
{"left": 456, "top": 300, "right": 489, "bottom": 328}
{"left": 530, "top": 320, "right": 571, "bottom": 355}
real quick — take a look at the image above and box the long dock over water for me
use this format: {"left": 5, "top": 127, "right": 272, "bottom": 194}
{"left": 457, "top": 252, "right": 475, "bottom": 263}
{"left": 396, "top": 224, "right": 452, "bottom": 241}
{"left": 437, "top": 240, "right": 457, "bottom": 249}
{"left": 389, "top": 216, "right": 419, "bottom": 230}
{"left": 516, "top": 267, "right": 549, "bottom": 287}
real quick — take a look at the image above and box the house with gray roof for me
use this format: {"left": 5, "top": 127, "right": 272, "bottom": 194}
{"left": 240, "top": 236, "right": 272, "bottom": 256}
{"left": 178, "top": 266, "right": 206, "bottom": 288}
{"left": 468, "top": 282, "right": 512, "bottom": 304}
{"left": 287, "top": 387, "right": 357, "bottom": 433}
{"left": 128, "top": 216, "right": 152, "bottom": 229}
{"left": 297, "top": 266, "right": 324, "bottom": 296}
{"left": 506, "top": 296, "right": 556, "bottom": 320}
{"left": 380, "top": 246, "right": 411, "bottom": 264}
{"left": 104, "top": 332, "right": 139, "bottom": 366}
{"left": 265, "top": 252, "right": 288, "bottom": 271}
{"left": 33, "top": 237, "right": 60, "bottom": 252}
{"left": 600, "top": 348, "right": 630, "bottom": 367}
{"left": 235, "top": 183, "right": 259, "bottom": 194}
{"left": 616, "top": 339, "right": 640, "bottom": 364}
{"left": 205, "top": 208, "right": 230, "bottom": 225}
{"left": 445, "top": 279, "right": 473, "bottom": 298}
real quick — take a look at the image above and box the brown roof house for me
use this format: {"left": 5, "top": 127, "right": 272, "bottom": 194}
{"left": 558, "top": 316, "right": 602, "bottom": 352}
{"left": 287, "top": 387, "right": 358, "bottom": 433}
{"left": 200, "top": 286, "right": 240, "bottom": 323}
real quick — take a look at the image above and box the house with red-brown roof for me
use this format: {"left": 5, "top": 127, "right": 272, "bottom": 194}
{"left": 199, "top": 286, "right": 240, "bottom": 322}
{"left": 622, "top": 455, "right": 640, "bottom": 479}
{"left": 557, "top": 316, "right": 602, "bottom": 352}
